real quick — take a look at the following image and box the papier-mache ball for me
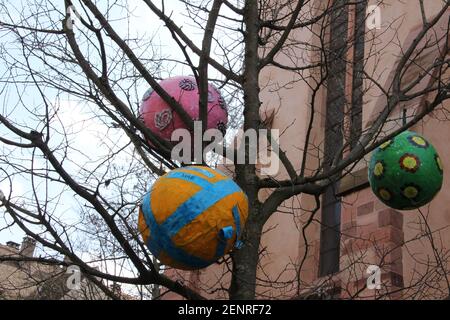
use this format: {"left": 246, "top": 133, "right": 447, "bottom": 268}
{"left": 138, "top": 165, "right": 248, "bottom": 270}
{"left": 368, "top": 131, "right": 443, "bottom": 210}
{"left": 139, "top": 76, "right": 228, "bottom": 142}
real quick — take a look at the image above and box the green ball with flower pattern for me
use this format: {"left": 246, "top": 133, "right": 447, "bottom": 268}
{"left": 368, "top": 131, "right": 443, "bottom": 210}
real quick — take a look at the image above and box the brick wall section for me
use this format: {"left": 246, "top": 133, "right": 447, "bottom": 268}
{"left": 378, "top": 209, "right": 403, "bottom": 229}
{"left": 357, "top": 201, "right": 374, "bottom": 216}
{"left": 340, "top": 188, "right": 404, "bottom": 299}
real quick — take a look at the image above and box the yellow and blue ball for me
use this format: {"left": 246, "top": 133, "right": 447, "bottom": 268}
{"left": 138, "top": 165, "right": 249, "bottom": 270}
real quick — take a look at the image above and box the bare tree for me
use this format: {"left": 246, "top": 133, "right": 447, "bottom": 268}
{"left": 0, "top": 0, "right": 449, "bottom": 300}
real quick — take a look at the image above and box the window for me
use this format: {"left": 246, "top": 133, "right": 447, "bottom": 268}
{"left": 318, "top": 0, "right": 349, "bottom": 277}
{"left": 350, "top": 1, "right": 367, "bottom": 149}
{"left": 319, "top": 187, "right": 342, "bottom": 277}
{"left": 318, "top": 0, "right": 369, "bottom": 278}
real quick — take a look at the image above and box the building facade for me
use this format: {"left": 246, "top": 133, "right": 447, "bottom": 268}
{"left": 0, "top": 236, "right": 122, "bottom": 299}
{"left": 161, "top": 0, "right": 450, "bottom": 300}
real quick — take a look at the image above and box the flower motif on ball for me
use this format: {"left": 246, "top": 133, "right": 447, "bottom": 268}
{"left": 401, "top": 183, "right": 421, "bottom": 200}
{"left": 179, "top": 78, "right": 196, "bottom": 91}
{"left": 373, "top": 160, "right": 386, "bottom": 179}
{"left": 378, "top": 187, "right": 392, "bottom": 201}
{"left": 379, "top": 139, "right": 393, "bottom": 150}
{"left": 211, "top": 85, "right": 227, "bottom": 112}
{"left": 154, "top": 109, "right": 173, "bottom": 131}
{"left": 408, "top": 135, "right": 429, "bottom": 149}
{"left": 399, "top": 153, "right": 420, "bottom": 173}
{"left": 435, "top": 154, "right": 443, "bottom": 174}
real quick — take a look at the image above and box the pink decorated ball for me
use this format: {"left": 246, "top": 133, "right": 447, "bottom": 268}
{"left": 139, "top": 76, "right": 228, "bottom": 142}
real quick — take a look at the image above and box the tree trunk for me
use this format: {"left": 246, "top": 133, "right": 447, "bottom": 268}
{"left": 229, "top": 0, "right": 262, "bottom": 300}
{"left": 229, "top": 210, "right": 263, "bottom": 299}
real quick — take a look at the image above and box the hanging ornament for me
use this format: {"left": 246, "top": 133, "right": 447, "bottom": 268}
{"left": 139, "top": 76, "right": 228, "bottom": 142}
{"left": 368, "top": 131, "right": 443, "bottom": 210}
{"left": 138, "top": 166, "right": 248, "bottom": 270}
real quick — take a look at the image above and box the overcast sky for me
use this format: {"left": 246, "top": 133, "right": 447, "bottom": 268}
{"left": 0, "top": 0, "right": 208, "bottom": 245}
